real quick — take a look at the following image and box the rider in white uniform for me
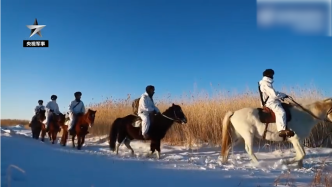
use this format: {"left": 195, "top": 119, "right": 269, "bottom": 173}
{"left": 259, "top": 69, "right": 294, "bottom": 137}
{"left": 138, "top": 85, "right": 160, "bottom": 139}
{"left": 45, "top": 95, "right": 61, "bottom": 132}
{"left": 68, "top": 91, "right": 86, "bottom": 135}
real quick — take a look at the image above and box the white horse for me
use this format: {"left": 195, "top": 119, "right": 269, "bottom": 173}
{"left": 220, "top": 97, "right": 332, "bottom": 168}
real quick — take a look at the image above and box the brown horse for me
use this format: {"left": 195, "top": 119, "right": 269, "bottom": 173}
{"left": 40, "top": 113, "right": 64, "bottom": 144}
{"left": 29, "top": 110, "right": 46, "bottom": 139}
{"left": 60, "top": 109, "right": 97, "bottom": 150}
{"left": 60, "top": 117, "right": 70, "bottom": 147}
{"left": 52, "top": 113, "right": 66, "bottom": 141}
{"left": 108, "top": 103, "right": 187, "bottom": 159}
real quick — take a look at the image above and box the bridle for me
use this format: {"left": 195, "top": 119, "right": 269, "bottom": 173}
{"left": 87, "top": 111, "right": 96, "bottom": 127}
{"left": 160, "top": 107, "right": 185, "bottom": 124}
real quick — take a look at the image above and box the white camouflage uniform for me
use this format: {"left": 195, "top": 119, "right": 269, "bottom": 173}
{"left": 35, "top": 105, "right": 45, "bottom": 114}
{"left": 137, "top": 92, "right": 160, "bottom": 136}
{"left": 45, "top": 100, "right": 61, "bottom": 127}
{"left": 259, "top": 76, "right": 287, "bottom": 132}
{"left": 68, "top": 100, "right": 85, "bottom": 130}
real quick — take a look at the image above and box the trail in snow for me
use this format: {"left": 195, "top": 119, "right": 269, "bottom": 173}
{"left": 1, "top": 125, "right": 332, "bottom": 187}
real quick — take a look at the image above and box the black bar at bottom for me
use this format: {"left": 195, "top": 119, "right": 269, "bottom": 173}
{"left": 23, "top": 40, "right": 49, "bottom": 47}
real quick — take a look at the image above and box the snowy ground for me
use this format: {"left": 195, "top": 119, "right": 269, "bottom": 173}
{"left": 1, "top": 125, "right": 332, "bottom": 187}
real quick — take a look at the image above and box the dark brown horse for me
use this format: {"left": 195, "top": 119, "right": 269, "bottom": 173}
{"left": 41, "top": 113, "right": 65, "bottom": 144}
{"left": 29, "top": 110, "right": 46, "bottom": 139}
{"left": 108, "top": 103, "right": 187, "bottom": 159}
{"left": 60, "top": 109, "right": 97, "bottom": 150}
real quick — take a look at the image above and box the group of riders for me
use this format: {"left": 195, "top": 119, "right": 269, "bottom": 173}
{"left": 31, "top": 68, "right": 294, "bottom": 139}
{"left": 32, "top": 91, "right": 86, "bottom": 135}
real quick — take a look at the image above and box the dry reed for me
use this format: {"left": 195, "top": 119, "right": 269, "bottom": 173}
{"left": 85, "top": 85, "right": 331, "bottom": 147}
{"left": 1, "top": 119, "right": 29, "bottom": 126}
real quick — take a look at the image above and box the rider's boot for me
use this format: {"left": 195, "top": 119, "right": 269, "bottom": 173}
{"left": 278, "top": 129, "right": 295, "bottom": 138}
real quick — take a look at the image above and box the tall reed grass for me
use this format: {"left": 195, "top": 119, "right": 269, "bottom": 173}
{"left": 1, "top": 119, "right": 29, "bottom": 126}
{"left": 87, "top": 85, "right": 332, "bottom": 147}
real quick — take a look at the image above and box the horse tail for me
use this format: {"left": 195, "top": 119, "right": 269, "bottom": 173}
{"left": 221, "top": 111, "right": 234, "bottom": 164}
{"left": 109, "top": 118, "right": 122, "bottom": 151}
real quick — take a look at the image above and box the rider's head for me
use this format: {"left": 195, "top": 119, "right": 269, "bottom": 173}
{"left": 263, "top": 69, "right": 274, "bottom": 79}
{"left": 74, "top": 91, "right": 82, "bottom": 100}
{"left": 146, "top": 85, "right": 155, "bottom": 97}
{"left": 51, "top": 95, "right": 57, "bottom": 101}
{"left": 38, "top": 100, "right": 43, "bottom": 105}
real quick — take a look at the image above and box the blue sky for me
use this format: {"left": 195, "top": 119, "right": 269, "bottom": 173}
{"left": 1, "top": 0, "right": 331, "bottom": 120}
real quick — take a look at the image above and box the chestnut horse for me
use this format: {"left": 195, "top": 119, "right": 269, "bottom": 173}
{"left": 60, "top": 109, "right": 97, "bottom": 150}
{"left": 29, "top": 110, "right": 46, "bottom": 139}
{"left": 41, "top": 113, "right": 64, "bottom": 144}
{"left": 108, "top": 103, "right": 187, "bottom": 159}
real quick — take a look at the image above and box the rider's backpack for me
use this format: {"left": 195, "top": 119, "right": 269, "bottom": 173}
{"left": 132, "top": 97, "right": 141, "bottom": 115}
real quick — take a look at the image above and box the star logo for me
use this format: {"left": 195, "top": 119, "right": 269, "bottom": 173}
{"left": 26, "top": 18, "right": 46, "bottom": 38}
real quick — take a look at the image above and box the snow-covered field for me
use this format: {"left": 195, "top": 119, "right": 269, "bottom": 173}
{"left": 1, "top": 125, "right": 332, "bottom": 187}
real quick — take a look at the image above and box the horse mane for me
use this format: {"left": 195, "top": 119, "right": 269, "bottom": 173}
{"left": 286, "top": 98, "right": 332, "bottom": 120}
{"left": 161, "top": 105, "right": 176, "bottom": 115}
{"left": 306, "top": 97, "right": 332, "bottom": 110}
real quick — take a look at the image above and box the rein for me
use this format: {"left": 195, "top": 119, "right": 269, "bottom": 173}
{"left": 161, "top": 113, "right": 176, "bottom": 121}
{"left": 160, "top": 109, "right": 180, "bottom": 122}
{"left": 288, "top": 98, "right": 332, "bottom": 123}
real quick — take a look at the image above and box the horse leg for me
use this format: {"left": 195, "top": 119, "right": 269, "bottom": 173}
{"left": 72, "top": 134, "right": 76, "bottom": 148}
{"left": 81, "top": 137, "right": 85, "bottom": 146}
{"left": 48, "top": 131, "right": 52, "bottom": 141}
{"left": 124, "top": 138, "right": 134, "bottom": 156}
{"left": 60, "top": 126, "right": 68, "bottom": 146}
{"left": 80, "top": 134, "right": 86, "bottom": 148}
{"left": 243, "top": 133, "right": 258, "bottom": 163}
{"left": 41, "top": 127, "right": 46, "bottom": 142}
{"left": 155, "top": 139, "right": 161, "bottom": 159}
{"left": 115, "top": 131, "right": 127, "bottom": 155}
{"left": 31, "top": 128, "right": 37, "bottom": 139}
{"left": 63, "top": 130, "right": 68, "bottom": 146}
{"left": 36, "top": 127, "right": 41, "bottom": 140}
{"left": 149, "top": 140, "right": 157, "bottom": 157}
{"left": 283, "top": 135, "right": 306, "bottom": 167}
{"left": 225, "top": 137, "right": 243, "bottom": 162}
{"left": 77, "top": 133, "right": 82, "bottom": 150}
{"left": 31, "top": 128, "right": 35, "bottom": 139}
{"left": 52, "top": 131, "right": 57, "bottom": 144}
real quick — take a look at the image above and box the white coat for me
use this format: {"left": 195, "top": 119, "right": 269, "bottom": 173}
{"left": 68, "top": 100, "right": 85, "bottom": 114}
{"left": 44, "top": 100, "right": 61, "bottom": 126}
{"left": 138, "top": 92, "right": 160, "bottom": 136}
{"left": 138, "top": 92, "right": 160, "bottom": 115}
{"left": 259, "top": 76, "right": 287, "bottom": 131}
{"left": 45, "top": 100, "right": 60, "bottom": 115}
{"left": 35, "top": 105, "right": 45, "bottom": 113}
{"left": 68, "top": 100, "right": 86, "bottom": 128}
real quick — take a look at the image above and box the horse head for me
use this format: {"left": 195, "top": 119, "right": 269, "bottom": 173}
{"left": 86, "top": 109, "right": 97, "bottom": 128}
{"left": 322, "top": 98, "right": 332, "bottom": 122}
{"left": 163, "top": 103, "right": 188, "bottom": 124}
{"left": 38, "top": 110, "right": 46, "bottom": 121}
{"left": 57, "top": 113, "right": 66, "bottom": 126}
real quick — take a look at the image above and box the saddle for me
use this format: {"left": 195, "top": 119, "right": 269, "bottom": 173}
{"left": 257, "top": 103, "right": 293, "bottom": 140}
{"left": 257, "top": 103, "right": 292, "bottom": 123}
